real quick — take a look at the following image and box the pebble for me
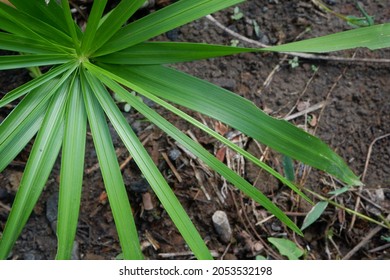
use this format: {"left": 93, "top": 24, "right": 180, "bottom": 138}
{"left": 212, "top": 210, "right": 232, "bottom": 244}
{"left": 271, "top": 221, "right": 282, "bottom": 232}
{"left": 129, "top": 178, "right": 150, "bottom": 193}
{"left": 0, "top": 187, "right": 8, "bottom": 200}
{"left": 166, "top": 29, "right": 180, "bottom": 41}
{"left": 23, "top": 251, "right": 44, "bottom": 260}
{"left": 46, "top": 192, "right": 59, "bottom": 233}
{"left": 168, "top": 148, "right": 181, "bottom": 161}
{"left": 212, "top": 77, "right": 236, "bottom": 91}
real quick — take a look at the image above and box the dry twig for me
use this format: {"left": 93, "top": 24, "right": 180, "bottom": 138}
{"left": 343, "top": 214, "right": 390, "bottom": 259}
{"left": 349, "top": 133, "right": 390, "bottom": 231}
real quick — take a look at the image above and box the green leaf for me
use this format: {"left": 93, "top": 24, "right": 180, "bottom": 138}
{"left": 268, "top": 237, "right": 304, "bottom": 260}
{"left": 80, "top": 0, "right": 108, "bottom": 54}
{"left": 88, "top": 0, "right": 146, "bottom": 55}
{"left": 94, "top": 42, "right": 254, "bottom": 65}
{"left": 60, "top": 0, "right": 80, "bottom": 53}
{"left": 9, "top": 0, "right": 71, "bottom": 34}
{"left": 0, "top": 61, "right": 77, "bottom": 108}
{"left": 56, "top": 74, "right": 87, "bottom": 260}
{"left": 301, "top": 201, "right": 328, "bottom": 231}
{"left": 84, "top": 71, "right": 213, "bottom": 260}
{"left": 93, "top": 0, "right": 245, "bottom": 56}
{"left": 328, "top": 186, "right": 351, "bottom": 196}
{"left": 282, "top": 155, "right": 295, "bottom": 182}
{"left": 0, "top": 33, "right": 65, "bottom": 54}
{"left": 85, "top": 62, "right": 302, "bottom": 236}
{"left": 87, "top": 64, "right": 311, "bottom": 204}
{"left": 81, "top": 69, "right": 143, "bottom": 260}
{"left": 0, "top": 54, "right": 72, "bottom": 70}
{"left": 0, "top": 79, "right": 69, "bottom": 259}
{"left": 98, "top": 64, "right": 362, "bottom": 187}
{"left": 264, "top": 23, "right": 390, "bottom": 52}
{"left": 0, "top": 2, "right": 73, "bottom": 49}
{"left": 0, "top": 80, "right": 59, "bottom": 172}
{"left": 0, "top": 111, "right": 43, "bottom": 173}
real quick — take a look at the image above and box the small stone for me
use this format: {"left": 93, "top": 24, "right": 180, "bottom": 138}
{"left": 168, "top": 148, "right": 181, "bottom": 161}
{"left": 0, "top": 187, "right": 8, "bottom": 199}
{"left": 71, "top": 241, "right": 80, "bottom": 260}
{"left": 142, "top": 192, "right": 154, "bottom": 211}
{"left": 46, "top": 192, "right": 59, "bottom": 233}
{"left": 271, "top": 221, "right": 282, "bottom": 232}
{"left": 259, "top": 34, "right": 270, "bottom": 45}
{"left": 212, "top": 210, "right": 232, "bottom": 243}
{"left": 129, "top": 178, "right": 150, "bottom": 193}
{"left": 223, "top": 253, "right": 237, "bottom": 260}
{"left": 254, "top": 242, "right": 264, "bottom": 252}
{"left": 24, "top": 251, "right": 44, "bottom": 260}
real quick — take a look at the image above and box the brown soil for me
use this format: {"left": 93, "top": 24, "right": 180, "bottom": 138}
{"left": 0, "top": 0, "right": 389, "bottom": 260}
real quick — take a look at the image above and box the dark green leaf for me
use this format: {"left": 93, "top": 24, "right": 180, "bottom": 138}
{"left": 0, "top": 79, "right": 69, "bottom": 259}
{"left": 84, "top": 71, "right": 213, "bottom": 260}
{"left": 0, "top": 54, "right": 72, "bottom": 70}
{"left": 81, "top": 69, "right": 143, "bottom": 260}
{"left": 56, "top": 75, "right": 87, "bottom": 259}
{"left": 94, "top": 0, "right": 245, "bottom": 56}
{"left": 0, "top": 61, "right": 77, "bottom": 108}
{"left": 99, "top": 64, "right": 362, "bottom": 187}
{"left": 85, "top": 62, "right": 302, "bottom": 236}
{"left": 94, "top": 42, "right": 254, "bottom": 64}
{"left": 88, "top": 0, "right": 145, "bottom": 55}
{"left": 265, "top": 23, "right": 390, "bottom": 52}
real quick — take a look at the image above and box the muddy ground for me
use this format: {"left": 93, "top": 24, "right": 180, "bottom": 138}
{"left": 0, "top": 0, "right": 389, "bottom": 260}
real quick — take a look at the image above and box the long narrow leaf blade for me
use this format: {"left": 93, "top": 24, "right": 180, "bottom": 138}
{"left": 0, "top": 61, "right": 77, "bottom": 108}
{"left": 80, "top": 0, "right": 108, "bottom": 54}
{"left": 93, "top": 0, "right": 244, "bottom": 56}
{"left": 0, "top": 2, "right": 73, "bottom": 48}
{"left": 60, "top": 0, "right": 80, "bottom": 52}
{"left": 88, "top": 0, "right": 145, "bottom": 55}
{"left": 98, "top": 64, "right": 362, "bottom": 187}
{"left": 0, "top": 80, "right": 69, "bottom": 259}
{"left": 95, "top": 42, "right": 255, "bottom": 65}
{"left": 81, "top": 70, "right": 143, "bottom": 260}
{"left": 85, "top": 63, "right": 302, "bottom": 235}
{"left": 0, "top": 107, "right": 44, "bottom": 172}
{"left": 0, "top": 80, "right": 59, "bottom": 146}
{"left": 0, "top": 33, "right": 64, "bottom": 54}
{"left": 265, "top": 23, "right": 390, "bottom": 52}
{"left": 301, "top": 201, "right": 328, "bottom": 231}
{"left": 0, "top": 54, "right": 72, "bottom": 70}
{"left": 85, "top": 64, "right": 310, "bottom": 202}
{"left": 10, "top": 0, "right": 70, "bottom": 34}
{"left": 56, "top": 75, "right": 87, "bottom": 260}
{"left": 84, "top": 71, "right": 213, "bottom": 260}
{"left": 0, "top": 80, "right": 60, "bottom": 171}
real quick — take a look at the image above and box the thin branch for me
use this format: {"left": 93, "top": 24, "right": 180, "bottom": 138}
{"left": 349, "top": 133, "right": 390, "bottom": 230}
{"left": 343, "top": 214, "right": 390, "bottom": 259}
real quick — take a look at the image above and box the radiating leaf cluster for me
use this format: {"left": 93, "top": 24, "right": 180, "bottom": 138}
{"left": 0, "top": 0, "right": 381, "bottom": 259}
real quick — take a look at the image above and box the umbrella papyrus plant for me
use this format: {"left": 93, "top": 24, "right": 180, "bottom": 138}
{"left": 1, "top": 0, "right": 388, "bottom": 259}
